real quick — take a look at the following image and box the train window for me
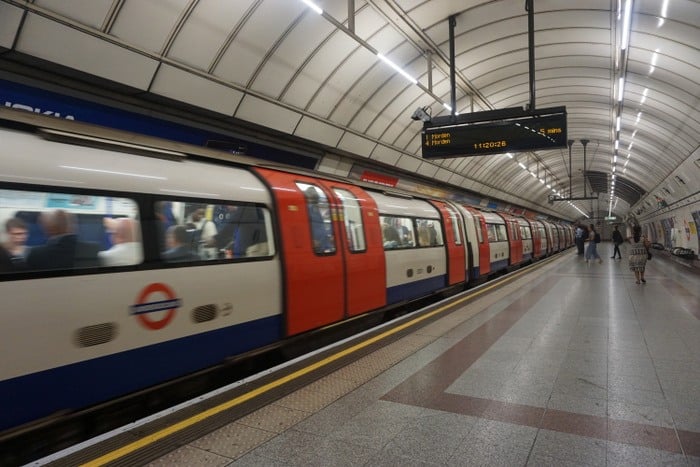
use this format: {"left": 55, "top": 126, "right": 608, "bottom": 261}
{"left": 497, "top": 224, "right": 509, "bottom": 241}
{"left": 333, "top": 188, "right": 366, "bottom": 252}
{"left": 380, "top": 215, "right": 414, "bottom": 249}
{"left": 0, "top": 188, "right": 142, "bottom": 274}
{"left": 487, "top": 223, "right": 508, "bottom": 242}
{"left": 520, "top": 225, "right": 532, "bottom": 239}
{"left": 416, "top": 219, "right": 443, "bottom": 247}
{"left": 296, "top": 183, "right": 336, "bottom": 255}
{"left": 474, "top": 217, "right": 483, "bottom": 243}
{"left": 486, "top": 223, "right": 497, "bottom": 242}
{"left": 155, "top": 200, "right": 274, "bottom": 262}
{"left": 446, "top": 206, "right": 462, "bottom": 245}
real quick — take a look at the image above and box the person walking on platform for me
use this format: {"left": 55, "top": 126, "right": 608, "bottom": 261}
{"left": 585, "top": 224, "right": 602, "bottom": 264}
{"left": 611, "top": 225, "right": 623, "bottom": 259}
{"left": 628, "top": 225, "right": 650, "bottom": 284}
{"left": 575, "top": 224, "right": 585, "bottom": 256}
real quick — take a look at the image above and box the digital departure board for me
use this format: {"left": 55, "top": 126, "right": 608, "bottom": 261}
{"left": 421, "top": 109, "right": 567, "bottom": 159}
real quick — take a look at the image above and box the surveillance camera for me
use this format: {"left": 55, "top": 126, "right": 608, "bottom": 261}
{"left": 411, "top": 106, "right": 431, "bottom": 122}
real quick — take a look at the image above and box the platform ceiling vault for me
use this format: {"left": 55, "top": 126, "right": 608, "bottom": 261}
{"left": 0, "top": 0, "right": 698, "bottom": 221}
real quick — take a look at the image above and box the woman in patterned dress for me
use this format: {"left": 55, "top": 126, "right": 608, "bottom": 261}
{"left": 628, "top": 225, "right": 650, "bottom": 284}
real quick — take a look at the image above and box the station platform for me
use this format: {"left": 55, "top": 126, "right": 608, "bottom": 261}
{"left": 46, "top": 245, "right": 699, "bottom": 466}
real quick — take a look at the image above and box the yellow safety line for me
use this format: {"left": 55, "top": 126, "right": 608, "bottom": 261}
{"left": 82, "top": 255, "right": 559, "bottom": 466}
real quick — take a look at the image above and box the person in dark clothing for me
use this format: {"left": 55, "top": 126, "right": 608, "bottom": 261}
{"left": 208, "top": 205, "right": 239, "bottom": 254}
{"left": 0, "top": 245, "right": 13, "bottom": 272}
{"left": 575, "top": 224, "right": 585, "bottom": 256}
{"left": 611, "top": 225, "right": 624, "bottom": 259}
{"left": 162, "top": 225, "right": 200, "bottom": 262}
{"left": 25, "top": 210, "right": 100, "bottom": 270}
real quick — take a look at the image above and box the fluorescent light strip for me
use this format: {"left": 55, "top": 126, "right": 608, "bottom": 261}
{"left": 377, "top": 53, "right": 418, "bottom": 85}
{"left": 300, "top": 0, "right": 323, "bottom": 15}
{"left": 621, "top": 0, "right": 633, "bottom": 50}
{"left": 618, "top": 77, "right": 625, "bottom": 101}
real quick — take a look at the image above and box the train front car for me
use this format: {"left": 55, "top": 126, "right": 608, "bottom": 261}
{"left": 0, "top": 124, "right": 282, "bottom": 432}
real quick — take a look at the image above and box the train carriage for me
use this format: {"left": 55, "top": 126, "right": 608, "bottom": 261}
{"left": 368, "top": 192, "right": 448, "bottom": 304}
{"left": 0, "top": 110, "right": 574, "bottom": 435}
{"left": 0, "top": 125, "right": 283, "bottom": 431}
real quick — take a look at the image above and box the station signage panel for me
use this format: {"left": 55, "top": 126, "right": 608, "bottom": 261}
{"left": 421, "top": 107, "right": 567, "bottom": 159}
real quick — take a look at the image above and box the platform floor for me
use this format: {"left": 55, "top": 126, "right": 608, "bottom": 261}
{"left": 148, "top": 246, "right": 700, "bottom": 466}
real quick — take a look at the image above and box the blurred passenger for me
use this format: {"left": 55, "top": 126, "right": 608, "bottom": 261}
{"left": 417, "top": 221, "right": 430, "bottom": 246}
{"left": 207, "top": 205, "right": 239, "bottom": 256}
{"left": 191, "top": 209, "right": 217, "bottom": 244}
{"left": 584, "top": 224, "right": 602, "bottom": 264}
{"left": 628, "top": 225, "right": 650, "bottom": 284}
{"left": 4, "top": 217, "right": 29, "bottom": 263}
{"left": 99, "top": 217, "right": 142, "bottom": 266}
{"left": 611, "top": 225, "right": 623, "bottom": 260}
{"left": 575, "top": 223, "right": 585, "bottom": 256}
{"left": 162, "top": 225, "right": 200, "bottom": 262}
{"left": 305, "top": 187, "right": 332, "bottom": 253}
{"left": 0, "top": 245, "right": 13, "bottom": 272}
{"left": 191, "top": 208, "right": 218, "bottom": 259}
{"left": 382, "top": 218, "right": 400, "bottom": 248}
{"left": 26, "top": 210, "right": 100, "bottom": 270}
{"left": 428, "top": 222, "right": 438, "bottom": 246}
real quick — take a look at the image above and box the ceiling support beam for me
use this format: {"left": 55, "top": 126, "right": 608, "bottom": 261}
{"left": 448, "top": 15, "right": 457, "bottom": 117}
{"left": 526, "top": 0, "right": 535, "bottom": 111}
{"left": 347, "top": 0, "right": 355, "bottom": 33}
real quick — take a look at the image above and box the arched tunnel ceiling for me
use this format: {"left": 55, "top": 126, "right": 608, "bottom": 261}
{"left": 0, "top": 0, "right": 698, "bottom": 221}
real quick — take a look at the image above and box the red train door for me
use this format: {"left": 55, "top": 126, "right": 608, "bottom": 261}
{"left": 429, "top": 200, "right": 466, "bottom": 286}
{"left": 501, "top": 214, "right": 523, "bottom": 266}
{"left": 465, "top": 206, "right": 490, "bottom": 277}
{"left": 530, "top": 220, "right": 542, "bottom": 258}
{"left": 318, "top": 181, "right": 386, "bottom": 317}
{"left": 253, "top": 168, "right": 344, "bottom": 336}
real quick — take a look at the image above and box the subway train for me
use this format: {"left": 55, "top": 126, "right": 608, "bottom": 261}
{"left": 0, "top": 110, "right": 573, "bottom": 433}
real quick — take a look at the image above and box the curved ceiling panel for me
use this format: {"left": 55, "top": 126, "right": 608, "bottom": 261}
{"left": 1, "top": 0, "right": 697, "bottom": 222}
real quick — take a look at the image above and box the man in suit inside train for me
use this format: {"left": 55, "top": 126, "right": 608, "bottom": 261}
{"left": 162, "top": 225, "right": 200, "bottom": 262}
{"left": 25, "top": 209, "right": 100, "bottom": 270}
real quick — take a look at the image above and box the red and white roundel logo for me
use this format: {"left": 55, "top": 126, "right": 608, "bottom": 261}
{"left": 130, "top": 282, "right": 182, "bottom": 330}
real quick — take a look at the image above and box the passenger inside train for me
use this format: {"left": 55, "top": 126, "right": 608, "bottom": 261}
{"left": 25, "top": 209, "right": 101, "bottom": 270}
{"left": 4, "top": 217, "right": 29, "bottom": 263}
{"left": 162, "top": 225, "right": 200, "bottom": 262}
{"left": 99, "top": 217, "right": 142, "bottom": 267}
{"left": 300, "top": 184, "right": 335, "bottom": 254}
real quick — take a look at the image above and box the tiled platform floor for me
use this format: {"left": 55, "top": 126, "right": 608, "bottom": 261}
{"left": 149, "top": 245, "right": 700, "bottom": 466}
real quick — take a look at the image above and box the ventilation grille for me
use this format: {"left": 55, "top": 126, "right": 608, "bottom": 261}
{"left": 75, "top": 323, "right": 117, "bottom": 347}
{"left": 192, "top": 304, "right": 218, "bottom": 323}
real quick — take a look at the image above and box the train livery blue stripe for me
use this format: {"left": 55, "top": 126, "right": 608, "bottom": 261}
{"left": 490, "top": 258, "right": 508, "bottom": 272}
{"left": 0, "top": 315, "right": 282, "bottom": 431}
{"left": 386, "top": 275, "right": 447, "bottom": 304}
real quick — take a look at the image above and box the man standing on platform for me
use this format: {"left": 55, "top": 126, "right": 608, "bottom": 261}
{"left": 575, "top": 223, "right": 585, "bottom": 256}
